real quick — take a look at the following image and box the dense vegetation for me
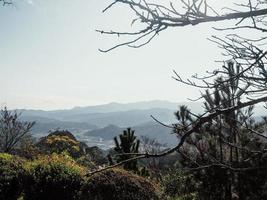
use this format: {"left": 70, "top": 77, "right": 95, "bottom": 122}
{"left": 1, "top": 98, "right": 267, "bottom": 200}
{"left": 0, "top": 127, "right": 161, "bottom": 200}
{"left": 81, "top": 168, "right": 159, "bottom": 200}
{"left": 0, "top": 153, "right": 25, "bottom": 200}
{"left": 0, "top": 152, "right": 161, "bottom": 200}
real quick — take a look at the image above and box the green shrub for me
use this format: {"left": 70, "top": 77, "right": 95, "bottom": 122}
{"left": 0, "top": 153, "right": 163, "bottom": 200}
{"left": 0, "top": 153, "right": 25, "bottom": 200}
{"left": 23, "top": 153, "right": 85, "bottom": 200}
{"left": 80, "top": 168, "right": 160, "bottom": 200}
{"left": 37, "top": 130, "right": 84, "bottom": 158}
{"left": 76, "top": 155, "right": 97, "bottom": 169}
{"left": 162, "top": 169, "right": 199, "bottom": 200}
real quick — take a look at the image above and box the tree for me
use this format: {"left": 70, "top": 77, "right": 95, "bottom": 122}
{"left": 140, "top": 135, "right": 167, "bottom": 167}
{"left": 92, "top": 0, "right": 267, "bottom": 155}
{"left": 89, "top": 2, "right": 267, "bottom": 191}
{"left": 140, "top": 135, "right": 171, "bottom": 178}
{"left": 0, "top": 107, "right": 35, "bottom": 153}
{"left": 98, "top": 1, "right": 267, "bottom": 105}
{"left": 113, "top": 128, "right": 140, "bottom": 171}
{"left": 170, "top": 62, "right": 267, "bottom": 199}
{"left": 98, "top": 0, "right": 267, "bottom": 52}
{"left": 162, "top": 168, "right": 199, "bottom": 200}
{"left": 0, "top": 0, "right": 12, "bottom": 6}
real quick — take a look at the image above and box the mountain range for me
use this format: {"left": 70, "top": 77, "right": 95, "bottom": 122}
{"left": 19, "top": 100, "right": 203, "bottom": 130}
{"left": 17, "top": 100, "right": 267, "bottom": 149}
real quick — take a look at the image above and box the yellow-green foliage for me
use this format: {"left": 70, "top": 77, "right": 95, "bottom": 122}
{"left": 81, "top": 168, "right": 160, "bottom": 200}
{"left": 46, "top": 135, "right": 78, "bottom": 146}
{"left": 0, "top": 153, "right": 162, "bottom": 200}
{"left": 24, "top": 153, "right": 86, "bottom": 175}
{"left": 0, "top": 153, "right": 25, "bottom": 200}
{"left": 0, "top": 152, "right": 13, "bottom": 161}
{"left": 23, "top": 154, "right": 86, "bottom": 200}
{"left": 40, "top": 135, "right": 82, "bottom": 157}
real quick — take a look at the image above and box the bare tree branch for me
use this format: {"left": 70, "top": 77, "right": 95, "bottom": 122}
{"left": 88, "top": 95, "right": 267, "bottom": 176}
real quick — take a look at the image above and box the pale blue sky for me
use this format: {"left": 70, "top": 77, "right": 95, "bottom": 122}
{"left": 0, "top": 0, "right": 245, "bottom": 110}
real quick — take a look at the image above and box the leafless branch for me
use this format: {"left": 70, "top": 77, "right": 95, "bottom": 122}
{"left": 88, "top": 95, "right": 267, "bottom": 176}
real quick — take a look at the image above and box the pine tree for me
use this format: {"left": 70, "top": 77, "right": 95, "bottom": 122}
{"left": 113, "top": 128, "right": 140, "bottom": 171}
{"left": 175, "top": 62, "right": 263, "bottom": 199}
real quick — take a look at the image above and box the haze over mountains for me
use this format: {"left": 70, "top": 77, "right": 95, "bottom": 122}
{"left": 20, "top": 100, "right": 202, "bottom": 119}
{"left": 20, "top": 100, "right": 203, "bottom": 129}
{"left": 18, "top": 100, "right": 267, "bottom": 149}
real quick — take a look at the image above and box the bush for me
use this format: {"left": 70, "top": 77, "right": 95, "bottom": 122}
{"left": 0, "top": 152, "right": 163, "bottom": 200}
{"left": 85, "top": 146, "right": 108, "bottom": 165}
{"left": 37, "top": 130, "right": 85, "bottom": 158}
{"left": 162, "top": 169, "right": 199, "bottom": 200}
{"left": 0, "top": 153, "right": 25, "bottom": 200}
{"left": 80, "top": 168, "right": 160, "bottom": 200}
{"left": 23, "top": 153, "right": 86, "bottom": 200}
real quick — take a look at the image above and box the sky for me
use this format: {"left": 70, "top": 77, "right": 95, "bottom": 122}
{"left": 0, "top": 0, "right": 248, "bottom": 110}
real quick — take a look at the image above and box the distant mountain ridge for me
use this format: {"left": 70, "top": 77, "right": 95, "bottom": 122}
{"left": 19, "top": 100, "right": 203, "bottom": 115}
{"left": 18, "top": 100, "right": 204, "bottom": 130}
{"left": 18, "top": 100, "right": 267, "bottom": 131}
{"left": 16, "top": 100, "right": 267, "bottom": 149}
{"left": 13, "top": 100, "right": 195, "bottom": 139}
{"left": 71, "top": 100, "right": 180, "bottom": 113}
